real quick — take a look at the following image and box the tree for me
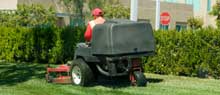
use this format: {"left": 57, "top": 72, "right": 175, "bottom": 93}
{"left": 17, "top": 4, "right": 57, "bottom": 26}
{"left": 0, "top": 4, "right": 56, "bottom": 27}
{"left": 209, "top": 0, "right": 220, "bottom": 28}
{"left": 87, "top": 0, "right": 130, "bottom": 19}
{"left": 87, "top": 0, "right": 119, "bottom": 10}
{"left": 187, "top": 17, "right": 203, "bottom": 30}
{"left": 61, "top": 0, "right": 84, "bottom": 16}
{"left": 59, "top": 0, "right": 85, "bottom": 26}
{"left": 87, "top": 0, "right": 104, "bottom": 10}
{"left": 103, "top": 4, "right": 130, "bottom": 19}
{"left": 59, "top": 0, "right": 130, "bottom": 23}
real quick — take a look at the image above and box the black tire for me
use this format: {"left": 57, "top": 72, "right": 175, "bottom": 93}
{"left": 133, "top": 71, "right": 147, "bottom": 86}
{"left": 70, "top": 59, "right": 94, "bottom": 86}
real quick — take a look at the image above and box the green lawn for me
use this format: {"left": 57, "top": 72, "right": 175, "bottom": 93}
{"left": 0, "top": 63, "right": 220, "bottom": 95}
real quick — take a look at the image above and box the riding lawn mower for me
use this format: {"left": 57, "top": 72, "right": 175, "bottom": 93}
{"left": 46, "top": 19, "right": 155, "bottom": 86}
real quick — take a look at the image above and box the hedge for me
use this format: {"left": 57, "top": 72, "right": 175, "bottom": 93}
{"left": 0, "top": 26, "right": 85, "bottom": 63}
{"left": 1, "top": 26, "right": 220, "bottom": 78}
{"left": 145, "top": 28, "right": 220, "bottom": 78}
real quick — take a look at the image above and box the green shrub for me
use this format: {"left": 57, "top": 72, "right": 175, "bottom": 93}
{"left": 0, "top": 4, "right": 86, "bottom": 63}
{"left": 0, "top": 27, "right": 29, "bottom": 62}
{"left": 0, "top": 4, "right": 56, "bottom": 27}
{"left": 209, "top": 1, "right": 220, "bottom": 28}
{"left": 103, "top": 4, "right": 130, "bottom": 19}
{"left": 0, "top": 26, "right": 85, "bottom": 64}
{"left": 187, "top": 17, "right": 203, "bottom": 30}
{"left": 145, "top": 28, "right": 220, "bottom": 78}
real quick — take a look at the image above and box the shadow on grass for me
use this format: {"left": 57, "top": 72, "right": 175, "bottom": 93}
{"left": 91, "top": 75, "right": 164, "bottom": 88}
{"left": 0, "top": 63, "right": 163, "bottom": 88}
{"left": 0, "top": 63, "right": 46, "bottom": 86}
{"left": 146, "top": 78, "right": 163, "bottom": 83}
{"left": 93, "top": 75, "right": 131, "bottom": 88}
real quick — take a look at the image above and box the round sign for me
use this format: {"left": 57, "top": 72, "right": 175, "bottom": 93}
{"left": 160, "top": 12, "right": 171, "bottom": 25}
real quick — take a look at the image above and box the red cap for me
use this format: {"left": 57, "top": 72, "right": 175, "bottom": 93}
{"left": 92, "top": 8, "right": 103, "bottom": 16}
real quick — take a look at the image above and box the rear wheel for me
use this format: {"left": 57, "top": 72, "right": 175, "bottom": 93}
{"left": 133, "top": 71, "right": 147, "bottom": 86}
{"left": 70, "top": 59, "right": 94, "bottom": 86}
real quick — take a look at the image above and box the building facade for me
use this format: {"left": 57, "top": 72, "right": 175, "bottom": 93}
{"left": 0, "top": 0, "right": 17, "bottom": 10}
{"left": 162, "top": 0, "right": 217, "bottom": 28}
{"left": 120, "top": 0, "right": 217, "bottom": 30}
{"left": 120, "top": 0, "right": 193, "bottom": 30}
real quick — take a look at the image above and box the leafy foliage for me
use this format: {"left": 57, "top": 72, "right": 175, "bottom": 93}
{"left": 87, "top": 0, "right": 119, "bottom": 10}
{"left": 210, "top": 1, "right": 220, "bottom": 28}
{"left": 85, "top": 0, "right": 129, "bottom": 19}
{"left": 145, "top": 28, "right": 220, "bottom": 78}
{"left": 1, "top": 2, "right": 219, "bottom": 79}
{"left": 0, "top": 4, "right": 56, "bottom": 27}
{"left": 0, "top": 26, "right": 85, "bottom": 63}
{"left": 187, "top": 17, "right": 203, "bottom": 29}
{"left": 103, "top": 4, "right": 130, "bottom": 19}
{"left": 87, "top": 0, "right": 105, "bottom": 10}
{"left": 0, "top": 4, "right": 86, "bottom": 63}
{"left": 60, "top": 0, "right": 84, "bottom": 16}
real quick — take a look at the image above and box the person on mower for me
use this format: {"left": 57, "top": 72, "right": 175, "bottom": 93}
{"left": 84, "top": 8, "right": 106, "bottom": 43}
{"left": 77, "top": 8, "right": 105, "bottom": 48}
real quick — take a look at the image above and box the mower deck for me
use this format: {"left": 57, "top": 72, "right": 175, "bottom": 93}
{"left": 46, "top": 65, "right": 72, "bottom": 84}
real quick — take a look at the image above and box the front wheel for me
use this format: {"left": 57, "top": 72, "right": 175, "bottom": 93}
{"left": 70, "top": 59, "right": 94, "bottom": 86}
{"left": 133, "top": 71, "right": 147, "bottom": 86}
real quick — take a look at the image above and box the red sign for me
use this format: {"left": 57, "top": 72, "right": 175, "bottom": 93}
{"left": 160, "top": 12, "right": 171, "bottom": 25}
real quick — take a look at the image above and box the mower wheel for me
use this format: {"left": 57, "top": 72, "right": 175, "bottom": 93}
{"left": 133, "top": 71, "right": 147, "bottom": 86}
{"left": 70, "top": 59, "right": 94, "bottom": 86}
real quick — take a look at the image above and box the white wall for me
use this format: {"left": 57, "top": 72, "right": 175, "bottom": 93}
{"left": 0, "top": 0, "right": 17, "bottom": 10}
